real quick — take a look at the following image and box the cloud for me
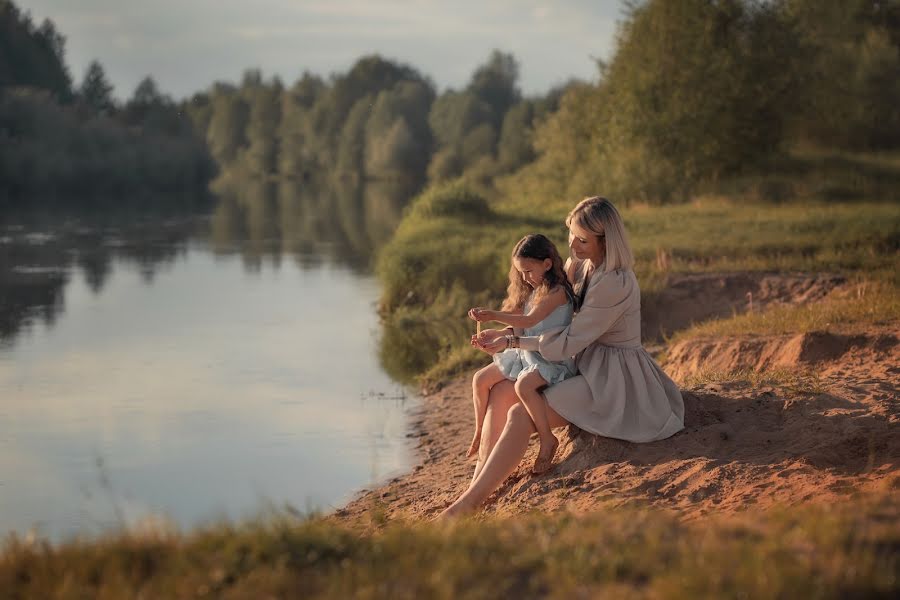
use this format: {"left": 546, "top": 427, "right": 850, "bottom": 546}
{"left": 17, "top": 0, "right": 619, "bottom": 99}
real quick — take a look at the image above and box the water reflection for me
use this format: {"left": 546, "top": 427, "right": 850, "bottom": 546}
{"left": 0, "top": 209, "right": 198, "bottom": 346}
{"left": 0, "top": 180, "right": 417, "bottom": 349}
{"left": 208, "top": 177, "right": 417, "bottom": 272}
{"left": 0, "top": 180, "right": 420, "bottom": 540}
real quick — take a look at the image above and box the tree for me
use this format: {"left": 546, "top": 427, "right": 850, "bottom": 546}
{"left": 131, "top": 75, "right": 165, "bottom": 105}
{"left": 497, "top": 101, "right": 535, "bottom": 171}
{"left": 428, "top": 91, "right": 494, "bottom": 164}
{"left": 122, "top": 76, "right": 183, "bottom": 135}
{"left": 520, "top": 0, "right": 800, "bottom": 202}
{"left": 206, "top": 88, "right": 249, "bottom": 165}
{"left": 79, "top": 60, "right": 114, "bottom": 114}
{"left": 336, "top": 95, "right": 372, "bottom": 175}
{"left": 244, "top": 76, "right": 283, "bottom": 176}
{"left": 0, "top": 1, "right": 73, "bottom": 100}
{"left": 787, "top": 0, "right": 900, "bottom": 149}
{"left": 364, "top": 80, "right": 434, "bottom": 179}
{"left": 467, "top": 50, "right": 521, "bottom": 131}
{"left": 278, "top": 73, "right": 325, "bottom": 177}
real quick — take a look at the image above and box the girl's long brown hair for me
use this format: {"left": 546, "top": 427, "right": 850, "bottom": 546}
{"left": 501, "top": 234, "right": 575, "bottom": 312}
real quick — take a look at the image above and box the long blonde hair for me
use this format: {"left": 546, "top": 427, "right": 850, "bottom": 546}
{"left": 502, "top": 234, "right": 574, "bottom": 312}
{"left": 565, "top": 196, "right": 634, "bottom": 272}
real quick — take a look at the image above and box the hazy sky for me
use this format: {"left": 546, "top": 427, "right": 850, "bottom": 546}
{"left": 17, "top": 0, "right": 624, "bottom": 100}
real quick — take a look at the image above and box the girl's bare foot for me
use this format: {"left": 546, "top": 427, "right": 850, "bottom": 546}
{"left": 466, "top": 433, "right": 481, "bottom": 458}
{"left": 531, "top": 435, "right": 559, "bottom": 475}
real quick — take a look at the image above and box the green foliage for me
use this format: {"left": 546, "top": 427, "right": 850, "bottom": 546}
{"left": 376, "top": 182, "right": 501, "bottom": 311}
{"left": 364, "top": 80, "right": 434, "bottom": 179}
{"left": 378, "top": 184, "right": 900, "bottom": 381}
{"left": 787, "top": 0, "right": 900, "bottom": 149}
{"left": 427, "top": 90, "right": 495, "bottom": 178}
{"left": 0, "top": 87, "right": 215, "bottom": 203}
{"left": 517, "top": 0, "right": 802, "bottom": 203}
{"left": 335, "top": 95, "right": 373, "bottom": 176}
{"left": 243, "top": 76, "right": 283, "bottom": 176}
{"left": 194, "top": 57, "right": 439, "bottom": 184}
{"left": 423, "top": 51, "right": 530, "bottom": 183}
{"left": 1, "top": 496, "right": 896, "bottom": 598}
{"left": 497, "top": 101, "right": 535, "bottom": 170}
{"left": 77, "top": 60, "right": 114, "bottom": 115}
{"left": 121, "top": 76, "right": 189, "bottom": 137}
{"left": 205, "top": 86, "right": 249, "bottom": 166}
{"left": 277, "top": 72, "right": 325, "bottom": 178}
{"left": 467, "top": 50, "right": 521, "bottom": 131}
{"left": 507, "top": 0, "right": 900, "bottom": 206}
{"left": 0, "top": 0, "right": 72, "bottom": 101}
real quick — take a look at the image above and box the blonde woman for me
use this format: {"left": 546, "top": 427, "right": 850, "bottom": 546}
{"left": 441, "top": 197, "right": 684, "bottom": 518}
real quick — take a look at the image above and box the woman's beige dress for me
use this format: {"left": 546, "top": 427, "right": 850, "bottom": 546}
{"left": 518, "top": 261, "right": 684, "bottom": 442}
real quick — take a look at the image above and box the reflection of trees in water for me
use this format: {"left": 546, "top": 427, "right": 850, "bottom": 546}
{"left": 0, "top": 207, "right": 202, "bottom": 346}
{"left": 0, "top": 269, "right": 67, "bottom": 344}
{"left": 209, "top": 177, "right": 418, "bottom": 272}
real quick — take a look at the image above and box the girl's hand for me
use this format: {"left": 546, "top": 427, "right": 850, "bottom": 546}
{"left": 468, "top": 307, "right": 494, "bottom": 322}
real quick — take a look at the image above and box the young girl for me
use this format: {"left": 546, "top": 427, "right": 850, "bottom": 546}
{"left": 467, "top": 234, "right": 577, "bottom": 475}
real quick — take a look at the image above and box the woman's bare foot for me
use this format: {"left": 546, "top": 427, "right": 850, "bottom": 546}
{"left": 466, "top": 433, "right": 481, "bottom": 458}
{"left": 531, "top": 435, "right": 559, "bottom": 475}
{"left": 437, "top": 499, "right": 473, "bottom": 520}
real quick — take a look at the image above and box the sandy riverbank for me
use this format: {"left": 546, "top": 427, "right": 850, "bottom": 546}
{"left": 337, "top": 322, "right": 899, "bottom": 523}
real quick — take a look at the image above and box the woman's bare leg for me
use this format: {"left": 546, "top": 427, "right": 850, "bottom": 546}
{"left": 470, "top": 380, "right": 519, "bottom": 485}
{"left": 443, "top": 397, "right": 570, "bottom": 518}
{"left": 514, "top": 371, "right": 559, "bottom": 474}
{"left": 468, "top": 364, "right": 508, "bottom": 458}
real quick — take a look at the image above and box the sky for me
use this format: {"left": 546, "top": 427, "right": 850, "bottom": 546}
{"left": 17, "top": 0, "right": 624, "bottom": 100}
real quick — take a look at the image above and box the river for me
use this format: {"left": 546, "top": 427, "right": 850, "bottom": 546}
{"left": 0, "top": 179, "right": 420, "bottom": 540}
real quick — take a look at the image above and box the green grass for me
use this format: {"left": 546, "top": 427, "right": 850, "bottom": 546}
{"left": 623, "top": 199, "right": 899, "bottom": 288}
{"left": 668, "top": 278, "right": 900, "bottom": 345}
{"left": 501, "top": 148, "right": 900, "bottom": 219}
{"left": 376, "top": 172, "right": 900, "bottom": 385}
{"left": 2, "top": 495, "right": 896, "bottom": 599}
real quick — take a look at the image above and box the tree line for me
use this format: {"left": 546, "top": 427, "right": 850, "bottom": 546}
{"left": 0, "top": 0, "right": 215, "bottom": 207}
{"left": 509, "top": 0, "right": 900, "bottom": 204}
{"left": 3, "top": 0, "right": 898, "bottom": 209}
{"left": 184, "top": 50, "right": 565, "bottom": 189}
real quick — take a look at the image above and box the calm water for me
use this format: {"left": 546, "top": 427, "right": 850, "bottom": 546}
{"left": 0, "top": 181, "right": 419, "bottom": 540}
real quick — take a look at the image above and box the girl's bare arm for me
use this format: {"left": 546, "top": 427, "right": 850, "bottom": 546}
{"left": 470, "top": 287, "right": 567, "bottom": 329}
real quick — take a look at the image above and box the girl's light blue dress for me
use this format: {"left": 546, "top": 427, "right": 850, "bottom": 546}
{"left": 493, "top": 296, "right": 577, "bottom": 384}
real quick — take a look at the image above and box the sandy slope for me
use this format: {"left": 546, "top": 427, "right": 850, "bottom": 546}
{"left": 337, "top": 324, "right": 898, "bottom": 524}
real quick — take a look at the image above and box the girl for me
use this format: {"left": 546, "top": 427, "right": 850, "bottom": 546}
{"left": 467, "top": 233, "right": 577, "bottom": 475}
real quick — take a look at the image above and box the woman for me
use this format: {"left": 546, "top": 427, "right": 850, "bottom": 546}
{"left": 441, "top": 196, "right": 684, "bottom": 517}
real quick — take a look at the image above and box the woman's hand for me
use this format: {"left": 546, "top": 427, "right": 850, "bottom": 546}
{"left": 471, "top": 329, "right": 507, "bottom": 355}
{"left": 468, "top": 307, "right": 495, "bottom": 322}
{"left": 476, "top": 329, "right": 505, "bottom": 346}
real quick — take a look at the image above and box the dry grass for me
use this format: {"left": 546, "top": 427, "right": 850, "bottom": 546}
{"left": 680, "top": 367, "right": 829, "bottom": 396}
{"left": 670, "top": 278, "right": 900, "bottom": 344}
{"left": 1, "top": 494, "right": 897, "bottom": 599}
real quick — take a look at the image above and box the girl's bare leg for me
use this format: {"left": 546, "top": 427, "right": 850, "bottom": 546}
{"left": 468, "top": 364, "right": 508, "bottom": 458}
{"left": 442, "top": 391, "right": 570, "bottom": 518}
{"left": 470, "top": 380, "right": 519, "bottom": 485}
{"left": 514, "top": 371, "right": 559, "bottom": 474}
